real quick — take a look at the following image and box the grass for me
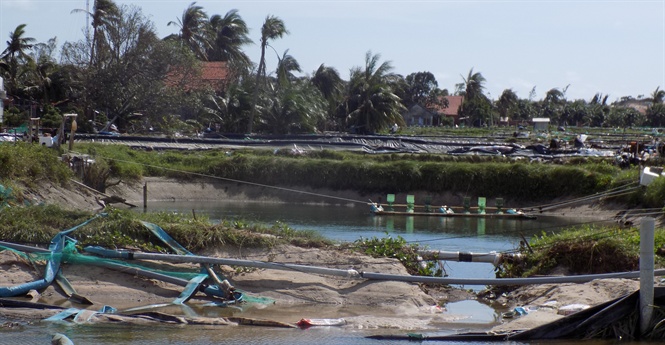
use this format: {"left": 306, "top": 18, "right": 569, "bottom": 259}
{"left": 353, "top": 233, "right": 440, "bottom": 276}
{"left": 496, "top": 224, "right": 665, "bottom": 279}
{"left": 0, "top": 142, "right": 73, "bottom": 186}
{"left": 0, "top": 205, "right": 332, "bottom": 253}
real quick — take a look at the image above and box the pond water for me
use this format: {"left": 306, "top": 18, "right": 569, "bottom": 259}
{"left": 4, "top": 200, "right": 621, "bottom": 345}
{"left": 143, "top": 200, "right": 615, "bottom": 281}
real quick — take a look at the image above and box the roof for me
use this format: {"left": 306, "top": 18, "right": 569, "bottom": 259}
{"left": 434, "top": 96, "right": 464, "bottom": 116}
{"left": 200, "top": 62, "right": 228, "bottom": 82}
{"left": 165, "top": 61, "right": 229, "bottom": 92}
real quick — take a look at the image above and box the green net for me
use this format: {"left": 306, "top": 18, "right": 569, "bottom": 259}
{"left": 0, "top": 184, "right": 13, "bottom": 208}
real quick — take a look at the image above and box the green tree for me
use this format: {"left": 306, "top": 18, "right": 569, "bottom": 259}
{"left": 0, "top": 24, "right": 36, "bottom": 96}
{"left": 606, "top": 106, "right": 645, "bottom": 129}
{"left": 258, "top": 79, "right": 325, "bottom": 134}
{"left": 461, "top": 68, "right": 485, "bottom": 100}
{"left": 402, "top": 71, "right": 445, "bottom": 109}
{"left": 207, "top": 9, "right": 252, "bottom": 76}
{"left": 275, "top": 49, "right": 301, "bottom": 86}
{"left": 65, "top": 4, "right": 191, "bottom": 132}
{"left": 541, "top": 87, "right": 566, "bottom": 123}
{"left": 458, "top": 68, "right": 493, "bottom": 126}
{"left": 497, "top": 89, "right": 518, "bottom": 120}
{"left": 248, "top": 15, "right": 288, "bottom": 133}
{"left": 513, "top": 98, "right": 535, "bottom": 122}
{"left": 167, "top": 2, "right": 211, "bottom": 60}
{"left": 651, "top": 86, "right": 665, "bottom": 105}
{"left": 71, "top": 0, "right": 120, "bottom": 66}
{"left": 202, "top": 79, "right": 252, "bottom": 133}
{"left": 588, "top": 93, "right": 610, "bottom": 127}
{"left": 342, "top": 51, "right": 405, "bottom": 134}
{"left": 311, "top": 64, "right": 344, "bottom": 131}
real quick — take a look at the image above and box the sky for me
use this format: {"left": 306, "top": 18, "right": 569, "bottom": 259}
{"left": 1, "top": 0, "right": 664, "bottom": 103}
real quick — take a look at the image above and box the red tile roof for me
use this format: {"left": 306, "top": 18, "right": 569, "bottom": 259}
{"left": 438, "top": 95, "right": 464, "bottom": 116}
{"left": 165, "top": 61, "right": 229, "bottom": 92}
{"left": 201, "top": 61, "right": 228, "bottom": 82}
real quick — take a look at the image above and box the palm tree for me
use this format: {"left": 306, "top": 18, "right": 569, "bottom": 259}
{"left": 275, "top": 49, "right": 301, "bottom": 86}
{"left": 208, "top": 9, "right": 252, "bottom": 73}
{"left": 71, "top": 0, "right": 119, "bottom": 66}
{"left": 343, "top": 51, "right": 405, "bottom": 134}
{"left": 461, "top": 68, "right": 486, "bottom": 100}
{"left": 544, "top": 88, "right": 565, "bottom": 105}
{"left": 311, "top": 64, "right": 342, "bottom": 101}
{"left": 497, "top": 89, "right": 518, "bottom": 119}
{"left": 651, "top": 86, "right": 665, "bottom": 105}
{"left": 311, "top": 64, "right": 344, "bottom": 131}
{"left": 1, "top": 24, "right": 36, "bottom": 95}
{"left": 258, "top": 79, "right": 326, "bottom": 134}
{"left": 203, "top": 81, "right": 252, "bottom": 133}
{"left": 167, "top": 2, "right": 211, "bottom": 60}
{"left": 248, "top": 15, "right": 288, "bottom": 133}
{"left": 458, "top": 68, "right": 492, "bottom": 126}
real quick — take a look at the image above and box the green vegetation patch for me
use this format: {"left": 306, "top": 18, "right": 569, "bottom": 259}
{"left": 497, "top": 225, "right": 665, "bottom": 279}
{"left": 0, "top": 205, "right": 331, "bottom": 253}
{"left": 353, "top": 233, "right": 440, "bottom": 276}
{"left": 0, "top": 142, "right": 73, "bottom": 186}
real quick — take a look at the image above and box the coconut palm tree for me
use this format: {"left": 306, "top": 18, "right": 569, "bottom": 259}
{"left": 458, "top": 68, "right": 493, "bottom": 126}
{"left": 1, "top": 24, "right": 36, "bottom": 95}
{"left": 207, "top": 9, "right": 252, "bottom": 73}
{"left": 461, "top": 68, "right": 486, "bottom": 100}
{"left": 311, "top": 64, "right": 342, "bottom": 101}
{"left": 248, "top": 15, "right": 288, "bottom": 133}
{"left": 167, "top": 2, "right": 211, "bottom": 60}
{"left": 258, "top": 79, "right": 325, "bottom": 134}
{"left": 203, "top": 81, "right": 252, "bottom": 133}
{"left": 343, "top": 51, "right": 405, "bottom": 134}
{"left": 311, "top": 64, "right": 344, "bottom": 130}
{"left": 275, "top": 49, "right": 301, "bottom": 86}
{"left": 71, "top": 0, "right": 119, "bottom": 66}
{"left": 651, "top": 86, "right": 665, "bottom": 105}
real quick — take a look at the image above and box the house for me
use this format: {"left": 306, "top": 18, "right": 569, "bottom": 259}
{"left": 438, "top": 95, "right": 464, "bottom": 125}
{"left": 402, "top": 95, "right": 465, "bottom": 126}
{"left": 402, "top": 104, "right": 437, "bottom": 126}
{"left": 531, "top": 117, "right": 550, "bottom": 131}
{"left": 165, "top": 61, "right": 229, "bottom": 94}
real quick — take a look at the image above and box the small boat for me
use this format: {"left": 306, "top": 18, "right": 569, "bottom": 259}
{"left": 371, "top": 209, "right": 537, "bottom": 220}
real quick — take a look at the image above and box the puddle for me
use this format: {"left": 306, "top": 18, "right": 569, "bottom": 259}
{"left": 444, "top": 300, "right": 503, "bottom": 324}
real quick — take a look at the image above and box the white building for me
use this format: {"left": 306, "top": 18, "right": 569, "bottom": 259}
{"left": 531, "top": 117, "right": 550, "bottom": 131}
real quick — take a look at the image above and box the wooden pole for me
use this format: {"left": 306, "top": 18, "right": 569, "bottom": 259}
{"left": 143, "top": 182, "right": 148, "bottom": 211}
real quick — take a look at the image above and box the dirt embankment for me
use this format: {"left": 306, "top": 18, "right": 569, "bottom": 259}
{"left": 28, "top": 176, "right": 628, "bottom": 221}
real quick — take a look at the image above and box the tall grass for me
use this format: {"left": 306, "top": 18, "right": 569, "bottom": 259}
{"left": 497, "top": 224, "right": 665, "bottom": 278}
{"left": 0, "top": 142, "right": 73, "bottom": 186}
{"left": 0, "top": 206, "right": 331, "bottom": 251}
